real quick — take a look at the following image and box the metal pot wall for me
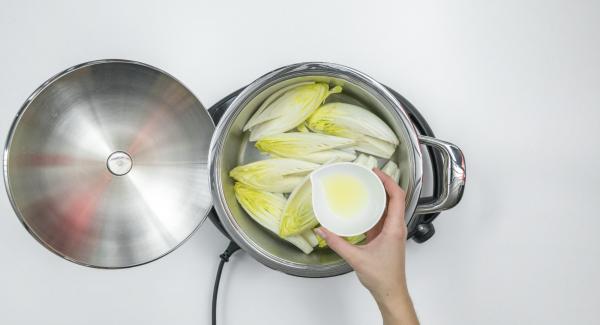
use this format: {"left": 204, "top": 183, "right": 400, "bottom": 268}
{"left": 209, "top": 62, "right": 465, "bottom": 277}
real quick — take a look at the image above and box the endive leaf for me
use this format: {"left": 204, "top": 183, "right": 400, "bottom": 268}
{"left": 229, "top": 158, "right": 319, "bottom": 193}
{"left": 301, "top": 149, "right": 356, "bottom": 164}
{"left": 366, "top": 155, "right": 379, "bottom": 169}
{"left": 280, "top": 177, "right": 319, "bottom": 237}
{"left": 301, "top": 229, "right": 319, "bottom": 247}
{"left": 307, "top": 102, "right": 399, "bottom": 144}
{"left": 268, "top": 150, "right": 355, "bottom": 164}
{"left": 296, "top": 123, "right": 310, "bottom": 133}
{"left": 247, "top": 84, "right": 342, "bottom": 141}
{"left": 316, "top": 231, "right": 366, "bottom": 248}
{"left": 234, "top": 183, "right": 313, "bottom": 254}
{"left": 382, "top": 160, "right": 400, "bottom": 183}
{"left": 354, "top": 136, "right": 397, "bottom": 158}
{"left": 353, "top": 153, "right": 379, "bottom": 169}
{"left": 244, "top": 82, "right": 315, "bottom": 131}
{"left": 255, "top": 132, "right": 355, "bottom": 159}
{"left": 353, "top": 153, "right": 369, "bottom": 167}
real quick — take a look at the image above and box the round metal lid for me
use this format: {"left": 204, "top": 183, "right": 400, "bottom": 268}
{"left": 3, "top": 60, "right": 215, "bottom": 268}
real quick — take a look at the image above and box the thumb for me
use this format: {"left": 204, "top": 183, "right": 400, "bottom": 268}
{"left": 315, "top": 227, "right": 360, "bottom": 264}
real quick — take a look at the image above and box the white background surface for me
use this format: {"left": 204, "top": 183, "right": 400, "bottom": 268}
{"left": 1, "top": 1, "right": 599, "bottom": 324}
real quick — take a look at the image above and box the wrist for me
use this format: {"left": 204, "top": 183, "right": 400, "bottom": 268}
{"left": 374, "top": 285, "right": 418, "bottom": 325}
{"left": 373, "top": 283, "right": 410, "bottom": 308}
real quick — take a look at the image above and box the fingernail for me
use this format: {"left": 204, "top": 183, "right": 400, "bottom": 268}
{"left": 314, "top": 228, "right": 327, "bottom": 239}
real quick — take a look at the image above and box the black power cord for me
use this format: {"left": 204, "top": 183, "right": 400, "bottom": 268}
{"left": 212, "top": 241, "right": 240, "bottom": 325}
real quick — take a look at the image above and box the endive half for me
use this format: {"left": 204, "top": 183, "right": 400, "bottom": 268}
{"left": 246, "top": 83, "right": 342, "bottom": 141}
{"left": 296, "top": 123, "right": 310, "bottom": 133}
{"left": 382, "top": 160, "right": 401, "bottom": 183}
{"left": 307, "top": 102, "right": 399, "bottom": 158}
{"left": 280, "top": 177, "right": 319, "bottom": 237}
{"left": 234, "top": 183, "right": 313, "bottom": 254}
{"left": 316, "top": 231, "right": 366, "bottom": 248}
{"left": 229, "top": 158, "right": 319, "bottom": 193}
{"left": 355, "top": 136, "right": 397, "bottom": 159}
{"left": 244, "top": 81, "right": 315, "bottom": 131}
{"left": 302, "top": 229, "right": 319, "bottom": 247}
{"left": 301, "top": 149, "right": 356, "bottom": 163}
{"left": 255, "top": 132, "right": 355, "bottom": 163}
{"left": 353, "top": 154, "right": 379, "bottom": 170}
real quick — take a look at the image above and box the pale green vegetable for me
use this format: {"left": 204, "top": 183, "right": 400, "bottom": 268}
{"left": 280, "top": 177, "right": 319, "bottom": 237}
{"left": 382, "top": 160, "right": 400, "bottom": 183}
{"left": 234, "top": 182, "right": 313, "bottom": 254}
{"left": 307, "top": 102, "right": 399, "bottom": 158}
{"left": 301, "top": 229, "right": 319, "bottom": 247}
{"left": 256, "top": 132, "right": 356, "bottom": 163}
{"left": 245, "top": 82, "right": 315, "bottom": 131}
{"left": 296, "top": 123, "right": 310, "bottom": 133}
{"left": 307, "top": 102, "right": 399, "bottom": 144}
{"left": 302, "top": 149, "right": 356, "bottom": 163}
{"left": 353, "top": 153, "right": 369, "bottom": 167}
{"left": 256, "top": 132, "right": 354, "bottom": 157}
{"left": 355, "top": 136, "right": 397, "bottom": 159}
{"left": 353, "top": 153, "right": 378, "bottom": 169}
{"left": 229, "top": 158, "right": 319, "bottom": 193}
{"left": 316, "top": 231, "right": 366, "bottom": 248}
{"left": 366, "top": 155, "right": 379, "bottom": 169}
{"left": 316, "top": 231, "right": 327, "bottom": 248}
{"left": 245, "top": 84, "right": 342, "bottom": 141}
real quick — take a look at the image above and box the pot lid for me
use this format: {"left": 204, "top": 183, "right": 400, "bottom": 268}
{"left": 4, "top": 60, "right": 215, "bottom": 268}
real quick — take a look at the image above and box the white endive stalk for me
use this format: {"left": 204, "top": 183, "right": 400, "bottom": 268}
{"left": 353, "top": 153, "right": 379, "bottom": 169}
{"left": 301, "top": 229, "right": 319, "bottom": 247}
{"left": 301, "top": 149, "right": 356, "bottom": 163}
{"left": 354, "top": 136, "right": 397, "bottom": 159}
{"left": 382, "top": 160, "right": 401, "bottom": 183}
{"left": 353, "top": 153, "right": 369, "bottom": 167}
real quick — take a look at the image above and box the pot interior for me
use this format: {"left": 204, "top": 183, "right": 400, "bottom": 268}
{"left": 217, "top": 74, "right": 416, "bottom": 274}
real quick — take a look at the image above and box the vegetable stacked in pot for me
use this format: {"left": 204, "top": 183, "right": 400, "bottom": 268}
{"left": 229, "top": 82, "right": 401, "bottom": 254}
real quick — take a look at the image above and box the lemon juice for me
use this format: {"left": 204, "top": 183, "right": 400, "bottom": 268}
{"left": 322, "top": 173, "right": 368, "bottom": 218}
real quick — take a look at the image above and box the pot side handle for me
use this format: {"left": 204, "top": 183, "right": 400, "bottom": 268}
{"left": 415, "top": 136, "right": 466, "bottom": 214}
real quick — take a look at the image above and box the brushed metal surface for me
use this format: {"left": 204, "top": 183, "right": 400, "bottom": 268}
{"left": 3, "top": 60, "right": 214, "bottom": 268}
{"left": 415, "top": 136, "right": 466, "bottom": 214}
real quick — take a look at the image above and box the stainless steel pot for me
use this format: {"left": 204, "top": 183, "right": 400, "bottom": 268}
{"left": 209, "top": 62, "right": 465, "bottom": 277}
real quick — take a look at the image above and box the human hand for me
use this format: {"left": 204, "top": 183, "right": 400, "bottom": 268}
{"left": 315, "top": 168, "right": 418, "bottom": 325}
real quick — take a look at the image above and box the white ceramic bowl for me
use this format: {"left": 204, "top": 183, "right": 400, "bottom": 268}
{"left": 310, "top": 162, "right": 386, "bottom": 236}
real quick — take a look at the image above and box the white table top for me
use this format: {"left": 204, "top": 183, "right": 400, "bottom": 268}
{"left": 1, "top": 1, "right": 599, "bottom": 324}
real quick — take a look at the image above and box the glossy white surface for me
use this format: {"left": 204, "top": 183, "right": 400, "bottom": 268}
{"left": 311, "top": 163, "right": 386, "bottom": 236}
{"left": 1, "top": 1, "right": 599, "bottom": 324}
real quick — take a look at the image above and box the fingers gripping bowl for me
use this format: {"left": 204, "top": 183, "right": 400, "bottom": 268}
{"left": 209, "top": 62, "right": 466, "bottom": 277}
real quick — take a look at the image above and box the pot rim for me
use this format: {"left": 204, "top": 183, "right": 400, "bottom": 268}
{"left": 209, "top": 62, "right": 424, "bottom": 277}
